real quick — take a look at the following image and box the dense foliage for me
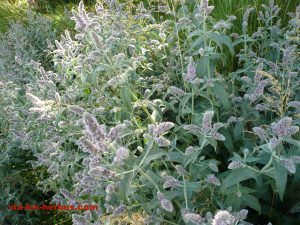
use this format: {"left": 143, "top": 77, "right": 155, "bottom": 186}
{"left": 0, "top": 0, "right": 299, "bottom": 224}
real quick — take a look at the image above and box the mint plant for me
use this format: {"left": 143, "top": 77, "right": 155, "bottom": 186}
{"left": 0, "top": 0, "right": 299, "bottom": 224}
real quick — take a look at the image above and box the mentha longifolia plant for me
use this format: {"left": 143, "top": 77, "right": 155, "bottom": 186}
{"left": 19, "top": 0, "right": 299, "bottom": 224}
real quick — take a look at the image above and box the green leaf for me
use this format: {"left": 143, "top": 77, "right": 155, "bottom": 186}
{"left": 143, "top": 149, "right": 166, "bottom": 166}
{"left": 119, "top": 172, "right": 134, "bottom": 203}
{"left": 233, "top": 122, "right": 244, "bottom": 141}
{"left": 222, "top": 129, "right": 234, "bottom": 153}
{"left": 213, "top": 82, "right": 231, "bottom": 110}
{"left": 167, "top": 152, "right": 185, "bottom": 164}
{"left": 223, "top": 168, "right": 256, "bottom": 189}
{"left": 242, "top": 194, "right": 261, "bottom": 213}
{"left": 94, "top": 63, "right": 110, "bottom": 72}
{"left": 273, "top": 158, "right": 287, "bottom": 201}
{"left": 189, "top": 36, "right": 204, "bottom": 51}
{"left": 207, "top": 32, "right": 234, "bottom": 55}
{"left": 120, "top": 86, "right": 132, "bottom": 110}
{"left": 179, "top": 94, "right": 192, "bottom": 113}
{"left": 282, "top": 137, "right": 300, "bottom": 147}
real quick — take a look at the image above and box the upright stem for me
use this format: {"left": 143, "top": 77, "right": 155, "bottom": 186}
{"left": 183, "top": 175, "right": 188, "bottom": 209}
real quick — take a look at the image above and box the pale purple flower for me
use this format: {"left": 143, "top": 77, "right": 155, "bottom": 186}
{"left": 115, "top": 53, "right": 126, "bottom": 62}
{"left": 255, "top": 104, "right": 269, "bottom": 111}
{"left": 271, "top": 117, "right": 299, "bottom": 137}
{"left": 281, "top": 158, "right": 296, "bottom": 174}
{"left": 149, "top": 122, "right": 174, "bottom": 137}
{"left": 231, "top": 33, "right": 240, "bottom": 39}
{"left": 178, "top": 18, "right": 193, "bottom": 27}
{"left": 113, "top": 204, "right": 127, "bottom": 216}
{"left": 88, "top": 166, "right": 115, "bottom": 178}
{"left": 228, "top": 161, "right": 243, "bottom": 170}
{"left": 91, "top": 31, "right": 102, "bottom": 48}
{"left": 83, "top": 112, "right": 99, "bottom": 136}
{"left": 163, "top": 176, "right": 180, "bottom": 189}
{"left": 183, "top": 213, "right": 204, "bottom": 224}
{"left": 184, "top": 57, "right": 196, "bottom": 82}
{"left": 113, "top": 146, "right": 129, "bottom": 164}
{"left": 154, "top": 137, "right": 171, "bottom": 147}
{"left": 144, "top": 89, "right": 151, "bottom": 98}
{"left": 212, "top": 122, "right": 224, "bottom": 131}
{"left": 175, "top": 165, "right": 188, "bottom": 176}
{"left": 79, "top": 137, "right": 100, "bottom": 154}
{"left": 105, "top": 184, "right": 115, "bottom": 194}
{"left": 236, "top": 209, "right": 248, "bottom": 221}
{"left": 205, "top": 78, "right": 215, "bottom": 87}
{"left": 200, "top": 0, "right": 214, "bottom": 15}
{"left": 89, "top": 156, "right": 101, "bottom": 168}
{"left": 75, "top": 33, "right": 84, "bottom": 40}
{"left": 268, "top": 137, "right": 281, "bottom": 149}
{"left": 185, "top": 146, "right": 196, "bottom": 155}
{"left": 167, "top": 86, "right": 186, "bottom": 96}
{"left": 72, "top": 9, "right": 87, "bottom": 32}
{"left": 212, "top": 210, "right": 236, "bottom": 225}
{"left": 60, "top": 189, "right": 74, "bottom": 199}
{"left": 254, "top": 63, "right": 264, "bottom": 82}
{"left": 211, "top": 132, "right": 225, "bottom": 141}
{"left": 242, "top": 8, "right": 254, "bottom": 31}
{"left": 158, "top": 5, "right": 169, "bottom": 13}
{"left": 253, "top": 127, "right": 268, "bottom": 140}
{"left": 72, "top": 214, "right": 85, "bottom": 225}
{"left": 283, "top": 46, "right": 296, "bottom": 66}
{"left": 232, "top": 96, "right": 243, "bottom": 103}
{"left": 201, "top": 111, "right": 214, "bottom": 134}
{"left": 104, "top": 203, "right": 114, "bottom": 213}
{"left": 108, "top": 124, "right": 126, "bottom": 141}
{"left": 227, "top": 116, "right": 243, "bottom": 123}
{"left": 228, "top": 15, "right": 237, "bottom": 21}
{"left": 249, "top": 80, "right": 267, "bottom": 102}
{"left": 205, "top": 174, "right": 220, "bottom": 186}
{"left": 26, "top": 93, "right": 44, "bottom": 107}
{"left": 213, "top": 20, "right": 232, "bottom": 30}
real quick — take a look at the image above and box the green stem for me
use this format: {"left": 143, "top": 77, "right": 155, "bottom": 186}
{"left": 191, "top": 86, "right": 195, "bottom": 122}
{"left": 130, "top": 89, "right": 155, "bottom": 123}
{"left": 261, "top": 154, "right": 275, "bottom": 172}
{"left": 183, "top": 175, "right": 188, "bottom": 209}
{"left": 137, "top": 140, "right": 154, "bottom": 169}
